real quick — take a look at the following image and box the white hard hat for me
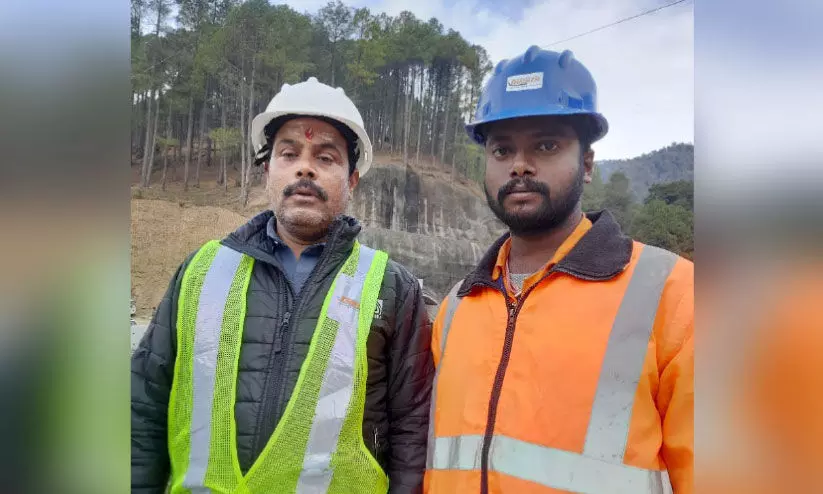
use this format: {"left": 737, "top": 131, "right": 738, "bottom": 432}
{"left": 251, "top": 77, "right": 374, "bottom": 176}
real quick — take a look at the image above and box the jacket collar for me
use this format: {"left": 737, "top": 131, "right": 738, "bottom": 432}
{"left": 221, "top": 210, "right": 362, "bottom": 267}
{"left": 459, "top": 210, "right": 633, "bottom": 296}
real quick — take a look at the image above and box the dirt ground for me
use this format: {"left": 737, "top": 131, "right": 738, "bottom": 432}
{"left": 131, "top": 198, "right": 251, "bottom": 319}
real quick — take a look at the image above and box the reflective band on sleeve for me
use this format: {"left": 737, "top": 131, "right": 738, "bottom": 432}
{"left": 426, "top": 280, "right": 464, "bottom": 470}
{"left": 433, "top": 434, "right": 667, "bottom": 494}
{"left": 296, "top": 245, "right": 377, "bottom": 493}
{"left": 583, "top": 245, "right": 678, "bottom": 462}
{"left": 183, "top": 245, "right": 244, "bottom": 491}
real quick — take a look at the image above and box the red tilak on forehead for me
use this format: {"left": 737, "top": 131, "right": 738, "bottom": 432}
{"left": 305, "top": 127, "right": 314, "bottom": 140}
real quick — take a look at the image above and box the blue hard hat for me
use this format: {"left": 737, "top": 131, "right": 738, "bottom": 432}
{"left": 466, "top": 46, "right": 608, "bottom": 145}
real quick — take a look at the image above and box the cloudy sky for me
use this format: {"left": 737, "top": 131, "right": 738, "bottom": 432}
{"left": 284, "top": 0, "right": 694, "bottom": 159}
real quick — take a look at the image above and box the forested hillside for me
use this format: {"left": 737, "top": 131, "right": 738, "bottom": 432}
{"left": 131, "top": 0, "right": 694, "bottom": 261}
{"left": 583, "top": 169, "right": 694, "bottom": 259}
{"left": 131, "top": 0, "right": 492, "bottom": 204}
{"left": 597, "top": 143, "right": 694, "bottom": 200}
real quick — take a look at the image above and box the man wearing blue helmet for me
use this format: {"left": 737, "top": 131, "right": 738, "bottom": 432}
{"left": 424, "top": 47, "right": 694, "bottom": 493}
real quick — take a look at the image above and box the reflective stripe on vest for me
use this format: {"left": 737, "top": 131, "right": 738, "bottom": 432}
{"left": 297, "top": 244, "right": 378, "bottom": 492}
{"left": 427, "top": 244, "right": 678, "bottom": 494}
{"left": 184, "top": 243, "right": 246, "bottom": 491}
{"left": 168, "top": 240, "right": 390, "bottom": 494}
{"left": 432, "top": 435, "right": 670, "bottom": 494}
{"left": 425, "top": 280, "right": 463, "bottom": 472}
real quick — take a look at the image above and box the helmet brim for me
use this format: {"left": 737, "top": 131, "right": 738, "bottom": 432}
{"left": 466, "top": 106, "right": 608, "bottom": 145}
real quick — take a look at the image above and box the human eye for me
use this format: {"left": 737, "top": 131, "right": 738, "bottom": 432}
{"left": 536, "top": 141, "right": 559, "bottom": 152}
{"left": 491, "top": 146, "right": 510, "bottom": 159}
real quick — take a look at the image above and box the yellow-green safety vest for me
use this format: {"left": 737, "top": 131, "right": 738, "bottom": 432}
{"left": 167, "top": 239, "right": 390, "bottom": 493}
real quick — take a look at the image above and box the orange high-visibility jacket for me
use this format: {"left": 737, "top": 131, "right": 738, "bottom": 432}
{"left": 425, "top": 211, "right": 694, "bottom": 494}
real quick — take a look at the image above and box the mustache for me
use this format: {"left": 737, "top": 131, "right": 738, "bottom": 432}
{"left": 497, "top": 177, "right": 550, "bottom": 203}
{"left": 283, "top": 179, "right": 329, "bottom": 202}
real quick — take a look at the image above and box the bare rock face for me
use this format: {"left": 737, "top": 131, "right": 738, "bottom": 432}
{"left": 348, "top": 164, "right": 506, "bottom": 303}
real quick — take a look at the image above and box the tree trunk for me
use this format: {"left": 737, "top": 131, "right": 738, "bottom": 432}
{"left": 221, "top": 85, "right": 228, "bottom": 190}
{"left": 451, "top": 70, "right": 462, "bottom": 176}
{"left": 201, "top": 137, "right": 210, "bottom": 185}
{"left": 196, "top": 92, "right": 208, "bottom": 187}
{"left": 239, "top": 65, "right": 246, "bottom": 200}
{"left": 243, "top": 60, "right": 256, "bottom": 206}
{"left": 330, "top": 42, "right": 336, "bottom": 86}
{"left": 184, "top": 93, "right": 194, "bottom": 190}
{"left": 452, "top": 107, "right": 461, "bottom": 174}
{"left": 390, "top": 69, "right": 398, "bottom": 155}
{"left": 396, "top": 69, "right": 404, "bottom": 154}
{"left": 430, "top": 70, "right": 440, "bottom": 160}
{"left": 416, "top": 65, "right": 426, "bottom": 165}
{"left": 135, "top": 91, "right": 146, "bottom": 157}
{"left": 375, "top": 77, "right": 382, "bottom": 150}
{"left": 154, "top": 2, "right": 162, "bottom": 39}
{"left": 353, "top": 40, "right": 363, "bottom": 102}
{"left": 402, "top": 66, "right": 412, "bottom": 165}
{"left": 365, "top": 107, "right": 372, "bottom": 142}
{"left": 385, "top": 72, "right": 391, "bottom": 150}
{"left": 161, "top": 98, "right": 172, "bottom": 190}
{"left": 140, "top": 90, "right": 154, "bottom": 187}
{"left": 140, "top": 0, "right": 164, "bottom": 188}
{"left": 175, "top": 123, "right": 182, "bottom": 165}
{"left": 147, "top": 93, "right": 161, "bottom": 185}
{"left": 410, "top": 67, "right": 417, "bottom": 159}
{"left": 375, "top": 79, "right": 383, "bottom": 151}
{"left": 389, "top": 70, "right": 395, "bottom": 154}
{"left": 131, "top": 91, "right": 138, "bottom": 156}
{"left": 142, "top": 90, "right": 160, "bottom": 187}
{"left": 381, "top": 72, "right": 389, "bottom": 151}
{"left": 440, "top": 68, "right": 452, "bottom": 167}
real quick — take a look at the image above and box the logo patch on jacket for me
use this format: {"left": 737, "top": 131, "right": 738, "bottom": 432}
{"left": 374, "top": 299, "right": 383, "bottom": 320}
{"left": 339, "top": 296, "right": 360, "bottom": 310}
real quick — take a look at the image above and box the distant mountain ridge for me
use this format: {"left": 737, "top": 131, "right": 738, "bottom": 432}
{"left": 597, "top": 143, "right": 694, "bottom": 200}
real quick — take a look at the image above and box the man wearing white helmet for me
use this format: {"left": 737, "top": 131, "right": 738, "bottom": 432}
{"left": 131, "top": 77, "right": 433, "bottom": 494}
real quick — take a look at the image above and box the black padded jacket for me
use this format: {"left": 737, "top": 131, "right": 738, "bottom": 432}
{"left": 131, "top": 212, "right": 434, "bottom": 493}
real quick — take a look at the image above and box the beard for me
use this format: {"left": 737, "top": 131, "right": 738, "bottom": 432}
{"left": 485, "top": 162, "right": 584, "bottom": 236}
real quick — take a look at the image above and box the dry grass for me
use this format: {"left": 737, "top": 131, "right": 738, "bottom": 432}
{"left": 131, "top": 199, "right": 250, "bottom": 319}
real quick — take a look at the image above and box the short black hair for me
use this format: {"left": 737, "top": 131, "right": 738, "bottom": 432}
{"left": 253, "top": 114, "right": 360, "bottom": 175}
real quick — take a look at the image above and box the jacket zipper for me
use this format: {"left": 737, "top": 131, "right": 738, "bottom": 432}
{"left": 255, "top": 241, "right": 339, "bottom": 457}
{"left": 227, "top": 221, "right": 350, "bottom": 467}
{"left": 269, "top": 273, "right": 315, "bottom": 422}
{"left": 479, "top": 269, "right": 555, "bottom": 494}
{"left": 252, "top": 274, "right": 293, "bottom": 460}
{"left": 273, "top": 311, "right": 291, "bottom": 353}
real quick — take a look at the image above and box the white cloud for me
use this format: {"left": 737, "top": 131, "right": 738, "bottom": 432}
{"left": 286, "top": 0, "right": 693, "bottom": 159}
{"left": 286, "top": 0, "right": 338, "bottom": 15}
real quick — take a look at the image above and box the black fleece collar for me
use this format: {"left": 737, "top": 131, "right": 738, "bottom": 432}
{"left": 221, "top": 210, "right": 362, "bottom": 264}
{"left": 459, "top": 209, "right": 633, "bottom": 296}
